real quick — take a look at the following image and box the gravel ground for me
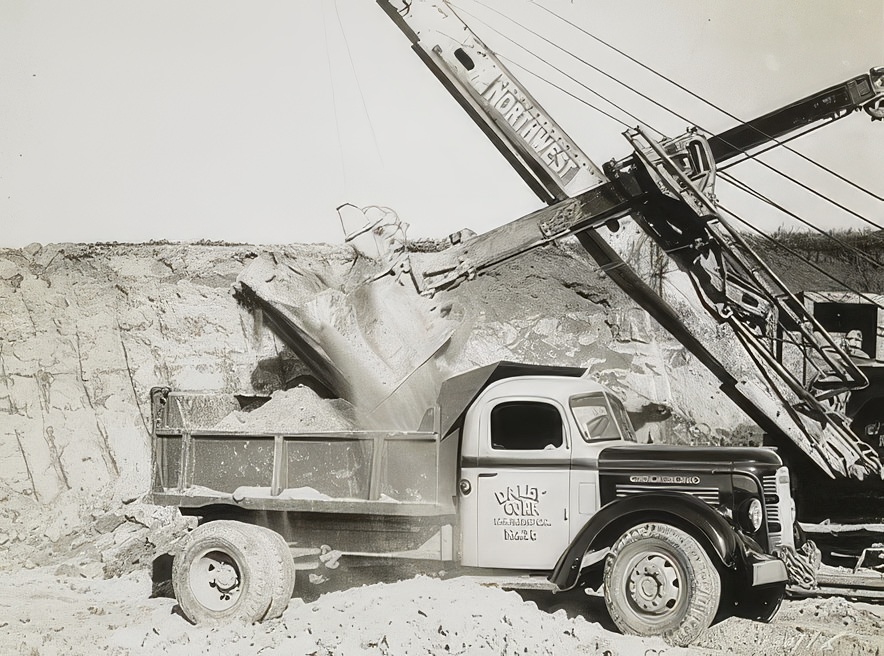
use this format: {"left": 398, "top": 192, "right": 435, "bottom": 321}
{"left": 5, "top": 562, "right": 884, "bottom": 656}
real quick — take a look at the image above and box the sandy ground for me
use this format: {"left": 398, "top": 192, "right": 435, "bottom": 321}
{"left": 5, "top": 563, "right": 884, "bottom": 656}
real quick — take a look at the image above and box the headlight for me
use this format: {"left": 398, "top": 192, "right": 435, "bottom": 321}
{"left": 741, "top": 498, "right": 764, "bottom": 532}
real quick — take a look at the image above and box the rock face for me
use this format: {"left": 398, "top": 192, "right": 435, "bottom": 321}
{"left": 0, "top": 242, "right": 346, "bottom": 565}
{"left": 1, "top": 233, "right": 880, "bottom": 565}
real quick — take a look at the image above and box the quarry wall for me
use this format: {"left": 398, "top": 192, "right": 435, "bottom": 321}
{"left": 1, "top": 232, "right": 881, "bottom": 562}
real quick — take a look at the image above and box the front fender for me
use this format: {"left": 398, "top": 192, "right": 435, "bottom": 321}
{"left": 549, "top": 492, "right": 739, "bottom": 591}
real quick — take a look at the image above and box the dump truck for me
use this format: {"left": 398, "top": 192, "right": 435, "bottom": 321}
{"left": 151, "top": 362, "right": 799, "bottom": 645}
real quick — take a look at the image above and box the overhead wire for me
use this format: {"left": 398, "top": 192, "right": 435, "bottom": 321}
{"left": 719, "top": 205, "right": 884, "bottom": 312}
{"left": 458, "top": 0, "right": 884, "bottom": 232}
{"left": 719, "top": 172, "right": 884, "bottom": 269}
{"left": 530, "top": 0, "right": 884, "bottom": 205}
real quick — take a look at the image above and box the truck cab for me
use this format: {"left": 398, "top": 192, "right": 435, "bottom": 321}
{"left": 446, "top": 366, "right": 796, "bottom": 645}
{"left": 457, "top": 374, "right": 635, "bottom": 569}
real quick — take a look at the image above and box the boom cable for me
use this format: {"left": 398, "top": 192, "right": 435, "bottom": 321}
{"left": 321, "top": 0, "right": 347, "bottom": 190}
{"left": 449, "top": 0, "right": 884, "bottom": 274}
{"left": 452, "top": 2, "right": 695, "bottom": 131}
{"left": 334, "top": 0, "right": 384, "bottom": 165}
{"left": 530, "top": 0, "right": 884, "bottom": 205}
{"left": 719, "top": 172, "right": 884, "bottom": 269}
{"left": 497, "top": 55, "right": 637, "bottom": 131}
{"left": 719, "top": 204, "right": 884, "bottom": 312}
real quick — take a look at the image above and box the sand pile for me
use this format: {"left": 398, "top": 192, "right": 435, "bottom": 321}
{"left": 213, "top": 386, "right": 358, "bottom": 433}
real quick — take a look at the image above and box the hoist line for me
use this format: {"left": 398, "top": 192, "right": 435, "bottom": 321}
{"left": 320, "top": 0, "right": 347, "bottom": 192}
{"left": 451, "top": 2, "right": 695, "bottom": 130}
{"left": 475, "top": 21, "right": 884, "bottom": 274}
{"left": 719, "top": 205, "right": 884, "bottom": 313}
{"left": 720, "top": 172, "right": 884, "bottom": 269}
{"left": 717, "top": 118, "right": 845, "bottom": 171}
{"left": 501, "top": 54, "right": 884, "bottom": 292}
{"left": 726, "top": 146, "right": 884, "bottom": 232}
{"left": 530, "top": 0, "right": 884, "bottom": 205}
{"left": 457, "top": 0, "right": 884, "bottom": 231}
{"left": 334, "top": 0, "right": 384, "bottom": 165}
{"left": 498, "top": 55, "right": 634, "bottom": 130}
{"left": 446, "top": 1, "right": 884, "bottom": 270}
{"left": 450, "top": 4, "right": 657, "bottom": 134}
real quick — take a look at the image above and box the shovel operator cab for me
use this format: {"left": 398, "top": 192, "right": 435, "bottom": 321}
{"left": 152, "top": 362, "right": 797, "bottom": 646}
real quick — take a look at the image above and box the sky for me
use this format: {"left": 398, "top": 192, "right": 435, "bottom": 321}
{"left": 1, "top": 0, "right": 882, "bottom": 247}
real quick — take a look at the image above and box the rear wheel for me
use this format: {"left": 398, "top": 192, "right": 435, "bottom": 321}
{"left": 254, "top": 526, "right": 296, "bottom": 620}
{"left": 173, "top": 521, "right": 276, "bottom": 625}
{"left": 603, "top": 522, "right": 721, "bottom": 647}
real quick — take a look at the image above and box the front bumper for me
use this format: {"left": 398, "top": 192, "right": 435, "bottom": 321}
{"left": 750, "top": 554, "right": 788, "bottom": 586}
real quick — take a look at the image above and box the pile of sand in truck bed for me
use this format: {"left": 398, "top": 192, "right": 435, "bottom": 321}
{"left": 212, "top": 385, "right": 358, "bottom": 433}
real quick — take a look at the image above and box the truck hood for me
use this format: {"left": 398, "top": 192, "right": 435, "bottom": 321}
{"left": 598, "top": 443, "right": 782, "bottom": 473}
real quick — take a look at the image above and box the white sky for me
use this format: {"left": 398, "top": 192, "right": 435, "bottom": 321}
{"left": 1, "top": 0, "right": 882, "bottom": 246}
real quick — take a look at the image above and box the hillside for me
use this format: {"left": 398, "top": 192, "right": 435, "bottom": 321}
{"left": 4, "top": 230, "right": 883, "bottom": 566}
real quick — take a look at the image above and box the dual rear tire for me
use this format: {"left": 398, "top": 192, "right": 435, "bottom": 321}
{"left": 172, "top": 521, "right": 295, "bottom": 625}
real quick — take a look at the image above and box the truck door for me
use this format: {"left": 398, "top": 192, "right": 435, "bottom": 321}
{"left": 472, "top": 399, "right": 572, "bottom": 569}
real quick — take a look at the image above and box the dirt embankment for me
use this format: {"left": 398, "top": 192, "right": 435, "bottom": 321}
{"left": 5, "top": 234, "right": 875, "bottom": 564}
{"left": 0, "top": 242, "right": 345, "bottom": 567}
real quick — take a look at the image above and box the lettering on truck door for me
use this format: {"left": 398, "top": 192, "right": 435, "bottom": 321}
{"left": 475, "top": 399, "right": 571, "bottom": 569}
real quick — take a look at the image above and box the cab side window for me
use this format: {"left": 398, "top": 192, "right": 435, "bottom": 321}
{"left": 490, "top": 401, "right": 563, "bottom": 450}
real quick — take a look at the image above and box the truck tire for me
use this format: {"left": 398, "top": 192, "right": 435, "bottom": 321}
{"left": 254, "top": 526, "right": 296, "bottom": 620}
{"left": 603, "top": 522, "right": 721, "bottom": 647}
{"left": 172, "top": 521, "right": 275, "bottom": 625}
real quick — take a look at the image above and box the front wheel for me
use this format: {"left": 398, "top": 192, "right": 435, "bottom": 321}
{"left": 603, "top": 522, "right": 721, "bottom": 647}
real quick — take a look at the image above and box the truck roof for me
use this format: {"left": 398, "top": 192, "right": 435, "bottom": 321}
{"left": 438, "top": 361, "right": 586, "bottom": 438}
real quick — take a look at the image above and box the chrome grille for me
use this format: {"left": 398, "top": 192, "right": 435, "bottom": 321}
{"left": 762, "top": 474, "right": 782, "bottom": 548}
{"left": 615, "top": 484, "right": 720, "bottom": 506}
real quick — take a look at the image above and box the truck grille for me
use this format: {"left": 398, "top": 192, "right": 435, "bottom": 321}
{"left": 762, "top": 474, "right": 782, "bottom": 548}
{"left": 615, "top": 484, "right": 720, "bottom": 506}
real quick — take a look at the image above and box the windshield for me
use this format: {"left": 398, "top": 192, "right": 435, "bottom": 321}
{"left": 570, "top": 393, "right": 637, "bottom": 443}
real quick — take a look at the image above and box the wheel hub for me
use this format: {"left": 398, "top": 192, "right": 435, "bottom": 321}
{"left": 627, "top": 554, "right": 679, "bottom": 614}
{"left": 209, "top": 561, "right": 239, "bottom": 599}
{"left": 190, "top": 550, "right": 243, "bottom": 611}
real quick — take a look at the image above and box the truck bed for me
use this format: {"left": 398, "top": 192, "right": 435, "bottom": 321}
{"left": 149, "top": 389, "right": 457, "bottom": 518}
